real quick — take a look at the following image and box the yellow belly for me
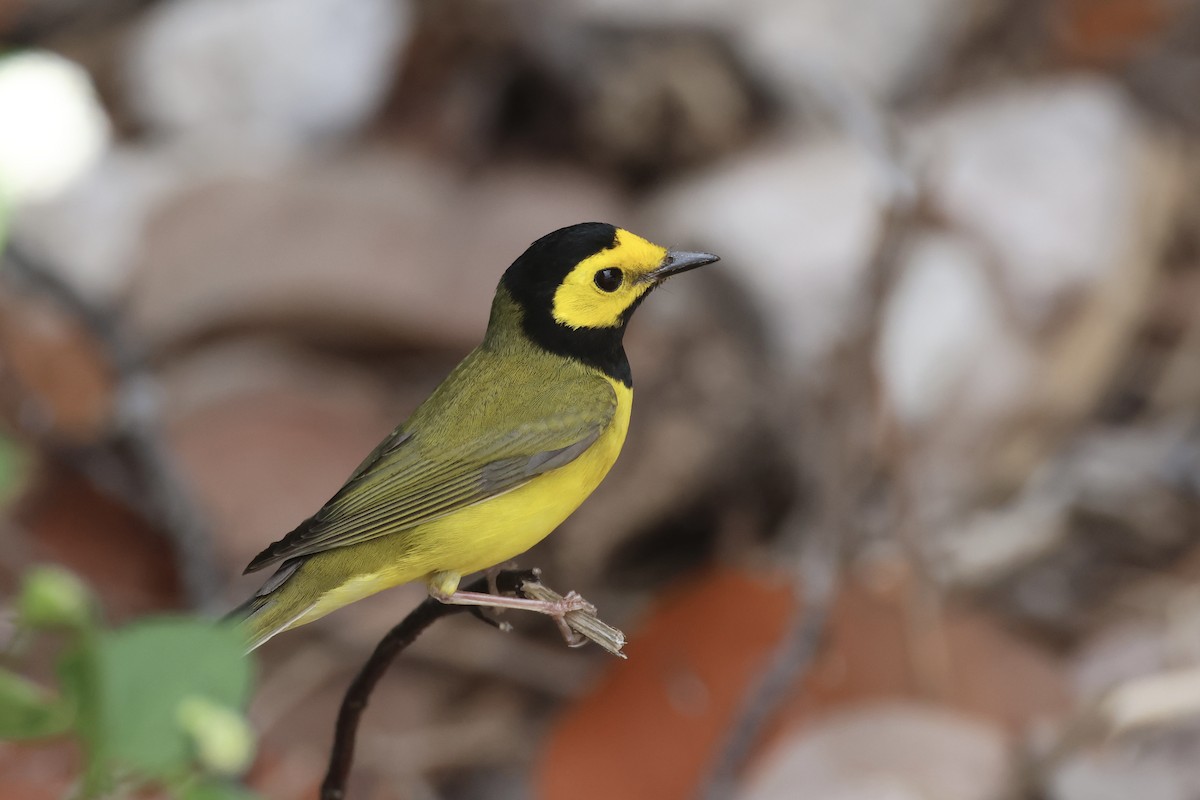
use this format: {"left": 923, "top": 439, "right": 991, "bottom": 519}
{"left": 295, "top": 379, "right": 632, "bottom": 624}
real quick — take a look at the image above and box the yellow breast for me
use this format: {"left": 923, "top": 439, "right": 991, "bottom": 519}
{"left": 420, "top": 377, "right": 633, "bottom": 577}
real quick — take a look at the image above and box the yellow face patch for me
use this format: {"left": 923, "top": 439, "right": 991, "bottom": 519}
{"left": 551, "top": 229, "right": 669, "bottom": 329}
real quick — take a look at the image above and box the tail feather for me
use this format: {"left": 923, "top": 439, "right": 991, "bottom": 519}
{"left": 226, "top": 559, "right": 309, "bottom": 652}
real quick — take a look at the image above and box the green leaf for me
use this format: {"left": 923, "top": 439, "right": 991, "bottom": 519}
{"left": 18, "top": 566, "right": 95, "bottom": 631}
{"left": 182, "top": 779, "right": 262, "bottom": 800}
{"left": 0, "top": 667, "right": 73, "bottom": 739}
{"left": 90, "top": 618, "right": 254, "bottom": 779}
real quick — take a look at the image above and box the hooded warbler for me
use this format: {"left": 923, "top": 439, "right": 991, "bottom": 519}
{"left": 233, "top": 222, "right": 718, "bottom": 650}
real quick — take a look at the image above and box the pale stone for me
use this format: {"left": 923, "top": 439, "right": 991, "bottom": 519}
{"left": 648, "top": 135, "right": 883, "bottom": 372}
{"left": 878, "top": 232, "right": 1033, "bottom": 430}
{"left": 125, "top": 0, "right": 408, "bottom": 154}
{"left": 912, "top": 78, "right": 1166, "bottom": 330}
{"left": 739, "top": 703, "right": 1011, "bottom": 800}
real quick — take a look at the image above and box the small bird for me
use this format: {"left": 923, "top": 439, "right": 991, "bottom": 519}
{"left": 232, "top": 222, "right": 718, "bottom": 650}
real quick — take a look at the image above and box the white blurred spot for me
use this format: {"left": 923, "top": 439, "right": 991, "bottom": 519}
{"left": 126, "top": 0, "right": 410, "bottom": 154}
{"left": 879, "top": 233, "right": 1030, "bottom": 429}
{"left": 0, "top": 51, "right": 111, "bottom": 206}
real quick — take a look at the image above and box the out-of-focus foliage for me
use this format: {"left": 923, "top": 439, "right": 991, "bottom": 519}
{"left": 0, "top": 567, "right": 258, "bottom": 799}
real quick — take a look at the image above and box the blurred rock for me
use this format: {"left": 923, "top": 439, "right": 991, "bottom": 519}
{"left": 12, "top": 146, "right": 178, "bottom": 303}
{"left": 1073, "top": 621, "right": 1177, "bottom": 700}
{"left": 886, "top": 78, "right": 1185, "bottom": 529}
{"left": 952, "top": 419, "right": 1200, "bottom": 632}
{"left": 128, "top": 151, "right": 627, "bottom": 353}
{"left": 938, "top": 474, "right": 1071, "bottom": 588}
{"left": 1049, "top": 743, "right": 1200, "bottom": 800}
{"left": 913, "top": 77, "right": 1174, "bottom": 332}
{"left": 654, "top": 77, "right": 1183, "bottom": 522}
{"left": 881, "top": 80, "right": 1199, "bottom": 628}
{"left": 568, "top": 0, "right": 999, "bottom": 104}
{"left": 647, "top": 135, "right": 884, "bottom": 373}
{"left": 736, "top": 0, "right": 999, "bottom": 107}
{"left": 878, "top": 231, "right": 1033, "bottom": 431}
{"left": 739, "top": 703, "right": 1011, "bottom": 800}
{"left": 1040, "top": 546, "right": 1200, "bottom": 799}
{"left": 125, "top": 0, "right": 409, "bottom": 154}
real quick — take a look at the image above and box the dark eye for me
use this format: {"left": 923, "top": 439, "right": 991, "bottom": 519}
{"left": 594, "top": 268, "right": 623, "bottom": 292}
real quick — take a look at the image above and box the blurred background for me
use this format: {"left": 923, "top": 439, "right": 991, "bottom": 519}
{"left": 3, "top": 0, "right": 1200, "bottom": 798}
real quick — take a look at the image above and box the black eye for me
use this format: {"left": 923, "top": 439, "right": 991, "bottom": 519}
{"left": 594, "top": 268, "right": 623, "bottom": 292}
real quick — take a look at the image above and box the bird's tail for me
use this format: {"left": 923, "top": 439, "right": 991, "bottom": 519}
{"left": 225, "top": 559, "right": 309, "bottom": 652}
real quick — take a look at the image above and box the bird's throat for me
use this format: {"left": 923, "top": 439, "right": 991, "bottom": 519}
{"left": 488, "top": 286, "right": 633, "bottom": 387}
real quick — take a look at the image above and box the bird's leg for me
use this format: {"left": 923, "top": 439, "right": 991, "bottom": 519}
{"left": 441, "top": 591, "right": 593, "bottom": 647}
{"left": 468, "top": 563, "right": 519, "bottom": 629}
{"left": 432, "top": 588, "right": 595, "bottom": 618}
{"left": 427, "top": 571, "right": 593, "bottom": 647}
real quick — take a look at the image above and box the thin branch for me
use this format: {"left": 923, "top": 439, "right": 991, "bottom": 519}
{"left": 320, "top": 587, "right": 477, "bottom": 800}
{"left": 320, "top": 569, "right": 623, "bottom": 800}
{"left": 698, "top": 532, "right": 838, "bottom": 800}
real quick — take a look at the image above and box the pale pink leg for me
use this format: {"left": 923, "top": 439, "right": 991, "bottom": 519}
{"left": 431, "top": 589, "right": 594, "bottom": 646}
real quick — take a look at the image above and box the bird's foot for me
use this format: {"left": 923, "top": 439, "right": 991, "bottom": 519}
{"left": 553, "top": 594, "right": 590, "bottom": 648}
{"left": 431, "top": 587, "right": 595, "bottom": 646}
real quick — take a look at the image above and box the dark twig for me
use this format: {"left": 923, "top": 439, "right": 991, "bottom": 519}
{"left": 320, "top": 581, "right": 484, "bottom": 800}
{"left": 698, "top": 531, "right": 838, "bottom": 800}
{"left": 321, "top": 569, "right": 621, "bottom": 800}
{"left": 2, "top": 242, "right": 222, "bottom": 609}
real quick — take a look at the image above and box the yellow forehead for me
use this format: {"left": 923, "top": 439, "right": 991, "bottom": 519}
{"left": 587, "top": 228, "right": 667, "bottom": 272}
{"left": 552, "top": 228, "right": 668, "bottom": 329}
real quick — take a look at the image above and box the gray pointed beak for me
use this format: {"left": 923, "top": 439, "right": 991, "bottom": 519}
{"left": 650, "top": 250, "right": 720, "bottom": 282}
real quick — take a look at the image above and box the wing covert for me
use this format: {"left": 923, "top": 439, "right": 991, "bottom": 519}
{"left": 243, "top": 381, "right": 615, "bottom": 573}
